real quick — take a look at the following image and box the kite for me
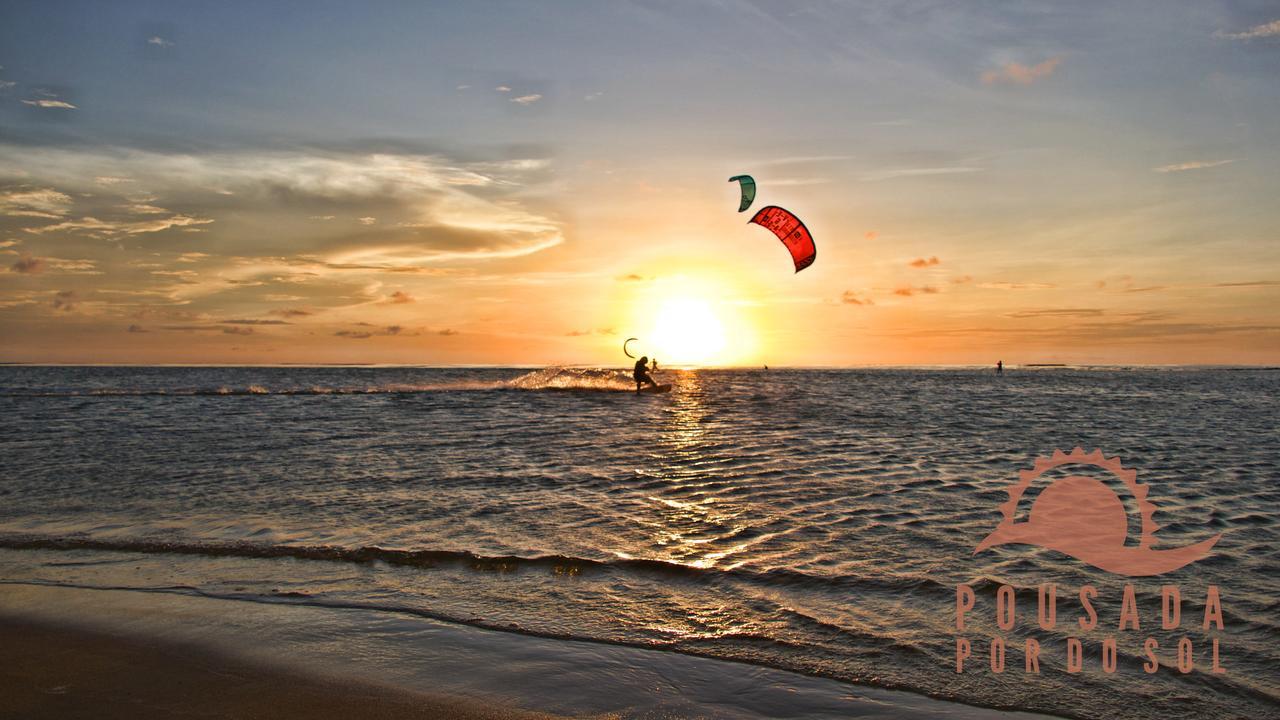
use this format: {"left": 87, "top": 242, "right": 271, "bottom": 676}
{"left": 623, "top": 337, "right": 640, "bottom": 358}
{"left": 749, "top": 205, "right": 816, "bottom": 273}
{"left": 728, "top": 175, "right": 756, "bottom": 213}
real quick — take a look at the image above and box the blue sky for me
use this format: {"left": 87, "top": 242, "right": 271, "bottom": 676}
{"left": 2, "top": 1, "right": 1278, "bottom": 364}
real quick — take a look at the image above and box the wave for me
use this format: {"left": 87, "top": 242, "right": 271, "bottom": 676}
{"left": 0, "top": 575, "right": 953, "bottom": 709}
{"left": 14, "top": 574, "right": 1270, "bottom": 720}
{"left": 0, "top": 367, "right": 639, "bottom": 397}
{"left": 9, "top": 534, "right": 1276, "bottom": 634}
{"left": 0, "top": 533, "right": 947, "bottom": 598}
{"left": 499, "top": 367, "right": 635, "bottom": 392}
{"left": 6, "top": 539, "right": 1278, "bottom": 720}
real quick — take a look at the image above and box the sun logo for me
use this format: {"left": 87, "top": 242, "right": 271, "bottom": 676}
{"left": 974, "top": 448, "right": 1220, "bottom": 576}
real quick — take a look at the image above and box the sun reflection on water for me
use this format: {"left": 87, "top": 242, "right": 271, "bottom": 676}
{"left": 638, "top": 371, "right": 762, "bottom": 570}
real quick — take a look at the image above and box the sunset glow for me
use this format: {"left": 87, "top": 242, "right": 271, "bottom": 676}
{"left": 0, "top": 4, "right": 1277, "bottom": 366}
{"left": 649, "top": 297, "right": 727, "bottom": 366}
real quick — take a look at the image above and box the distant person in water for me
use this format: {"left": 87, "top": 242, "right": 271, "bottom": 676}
{"left": 651, "top": 358, "right": 659, "bottom": 372}
{"left": 634, "top": 356, "right": 658, "bottom": 393}
{"left": 996, "top": 360, "right": 1003, "bottom": 374}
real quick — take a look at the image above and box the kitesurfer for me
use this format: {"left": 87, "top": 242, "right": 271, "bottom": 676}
{"left": 634, "top": 356, "right": 658, "bottom": 393}
{"left": 996, "top": 360, "right": 1003, "bottom": 375}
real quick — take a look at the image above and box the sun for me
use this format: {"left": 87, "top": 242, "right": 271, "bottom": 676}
{"left": 615, "top": 268, "right": 761, "bottom": 366}
{"left": 649, "top": 297, "right": 727, "bottom": 365}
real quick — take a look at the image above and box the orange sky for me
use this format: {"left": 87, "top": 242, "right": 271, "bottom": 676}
{"left": 2, "top": 4, "right": 1278, "bottom": 365}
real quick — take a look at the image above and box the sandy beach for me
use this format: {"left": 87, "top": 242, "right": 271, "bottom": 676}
{"left": 0, "top": 579, "right": 1069, "bottom": 720}
{"left": 0, "top": 615, "right": 557, "bottom": 720}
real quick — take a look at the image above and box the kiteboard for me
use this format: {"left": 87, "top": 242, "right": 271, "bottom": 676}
{"left": 641, "top": 384, "right": 672, "bottom": 394}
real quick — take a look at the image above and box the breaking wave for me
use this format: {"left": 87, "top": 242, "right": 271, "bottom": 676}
{"left": 0, "top": 367, "right": 639, "bottom": 397}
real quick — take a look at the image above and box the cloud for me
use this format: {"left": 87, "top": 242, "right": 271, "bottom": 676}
{"left": 1154, "top": 159, "right": 1236, "bottom": 173}
{"left": 841, "top": 291, "right": 873, "bottom": 306}
{"left": 770, "top": 177, "right": 831, "bottom": 187}
{"left": 43, "top": 257, "right": 99, "bottom": 274}
{"left": 1, "top": 187, "right": 73, "bottom": 216}
{"left": 1005, "top": 308, "right": 1106, "bottom": 319}
{"left": 123, "top": 203, "right": 169, "bottom": 215}
{"left": 269, "top": 307, "right": 314, "bottom": 317}
{"left": 358, "top": 216, "right": 377, "bottom": 225}
{"left": 335, "top": 325, "right": 407, "bottom": 339}
{"left": 510, "top": 94, "right": 543, "bottom": 105}
{"left": 861, "top": 167, "right": 983, "bottom": 181}
{"left": 584, "top": 91, "right": 604, "bottom": 101}
{"left": 147, "top": 36, "right": 174, "bottom": 47}
{"left": 1214, "top": 19, "right": 1280, "bottom": 40}
{"left": 617, "top": 273, "right": 652, "bottom": 282}
{"left": 325, "top": 227, "right": 563, "bottom": 267}
{"left": 127, "top": 324, "right": 148, "bottom": 333}
{"left": 384, "top": 290, "right": 415, "bottom": 304}
{"left": 755, "top": 155, "right": 856, "bottom": 167}
{"left": 222, "top": 326, "right": 254, "bottom": 335}
{"left": 977, "top": 282, "right": 1056, "bottom": 290}
{"left": 893, "top": 285, "right": 939, "bottom": 297}
{"left": 0, "top": 145, "right": 562, "bottom": 269}
{"left": 10, "top": 254, "right": 44, "bottom": 274}
{"left": 25, "top": 214, "right": 214, "bottom": 237}
{"left": 495, "top": 86, "right": 512, "bottom": 92}
{"left": 982, "top": 56, "right": 1063, "bottom": 86}
{"left": 876, "top": 312, "right": 1280, "bottom": 344}
{"left": 456, "top": 84, "right": 471, "bottom": 90}
{"left": 309, "top": 215, "right": 335, "bottom": 221}
{"left": 1212, "top": 280, "right": 1279, "bottom": 288}
{"left": 221, "top": 319, "right": 289, "bottom": 325}
{"left": 566, "top": 327, "right": 615, "bottom": 336}
{"left": 22, "top": 99, "right": 77, "bottom": 109}
{"left": 4, "top": 254, "right": 95, "bottom": 276}
{"left": 908, "top": 256, "right": 941, "bottom": 268}
{"left": 438, "top": 328, "right": 459, "bottom": 336}
{"left": 51, "top": 290, "right": 78, "bottom": 311}
{"left": 0, "top": 145, "right": 566, "bottom": 320}
{"left": 0, "top": 80, "right": 15, "bottom": 91}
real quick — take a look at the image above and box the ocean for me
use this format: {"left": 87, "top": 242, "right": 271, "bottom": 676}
{"left": 0, "top": 366, "right": 1276, "bottom": 719}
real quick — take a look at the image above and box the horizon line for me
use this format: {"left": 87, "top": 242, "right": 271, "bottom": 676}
{"left": 2, "top": 362, "right": 1277, "bottom": 370}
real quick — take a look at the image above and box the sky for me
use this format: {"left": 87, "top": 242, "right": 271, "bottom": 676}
{"left": 1, "top": 0, "right": 1278, "bottom": 366}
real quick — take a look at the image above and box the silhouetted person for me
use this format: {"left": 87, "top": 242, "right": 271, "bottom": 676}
{"left": 996, "top": 360, "right": 1003, "bottom": 375}
{"left": 651, "top": 358, "right": 659, "bottom": 372}
{"left": 634, "top": 355, "right": 658, "bottom": 393}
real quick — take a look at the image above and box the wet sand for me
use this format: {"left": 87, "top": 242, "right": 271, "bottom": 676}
{"left": 0, "top": 617, "right": 557, "bottom": 720}
{"left": 0, "top": 581, "right": 1066, "bottom": 720}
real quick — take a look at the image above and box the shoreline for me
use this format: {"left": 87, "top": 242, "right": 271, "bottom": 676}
{"left": 0, "top": 580, "right": 1062, "bottom": 720}
{"left": 0, "top": 615, "right": 556, "bottom": 720}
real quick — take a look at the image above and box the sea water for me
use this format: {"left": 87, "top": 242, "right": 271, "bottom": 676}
{"left": 0, "top": 366, "right": 1276, "bottom": 719}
